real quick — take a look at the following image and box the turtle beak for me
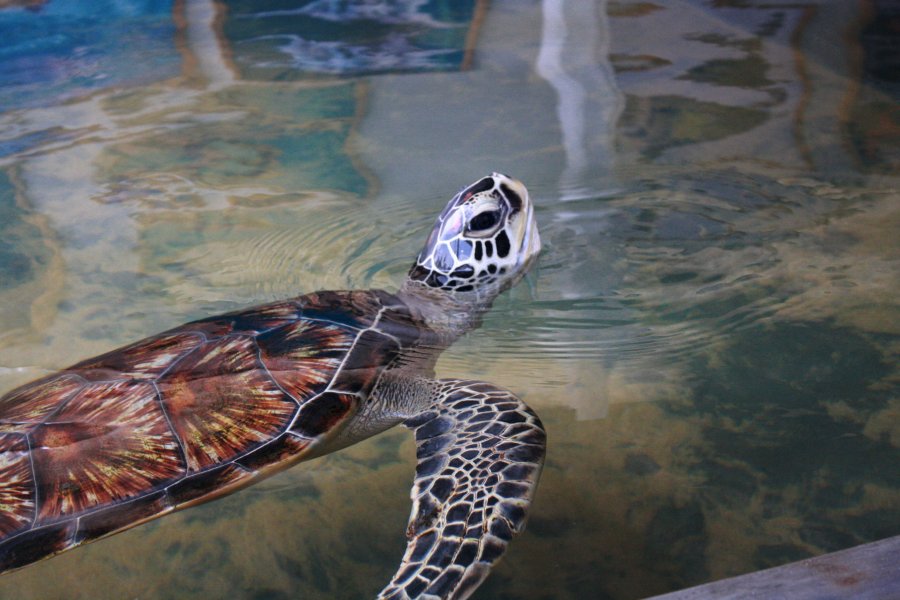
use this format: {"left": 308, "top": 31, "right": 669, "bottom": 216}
{"left": 522, "top": 210, "right": 541, "bottom": 267}
{"left": 492, "top": 173, "right": 541, "bottom": 269}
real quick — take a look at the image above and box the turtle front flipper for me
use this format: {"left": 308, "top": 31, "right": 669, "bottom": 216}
{"left": 379, "top": 380, "right": 546, "bottom": 600}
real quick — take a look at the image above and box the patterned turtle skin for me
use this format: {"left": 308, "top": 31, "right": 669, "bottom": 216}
{"left": 0, "top": 173, "right": 545, "bottom": 600}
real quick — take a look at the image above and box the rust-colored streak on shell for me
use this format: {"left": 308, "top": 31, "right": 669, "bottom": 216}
{"left": 182, "top": 300, "right": 302, "bottom": 338}
{"left": 77, "top": 491, "right": 171, "bottom": 541}
{"left": 156, "top": 335, "right": 297, "bottom": 473}
{"left": 0, "top": 522, "right": 75, "bottom": 574}
{"left": 0, "top": 375, "right": 84, "bottom": 434}
{"left": 0, "top": 435, "right": 34, "bottom": 537}
{"left": 221, "top": 300, "right": 302, "bottom": 333}
{"left": 257, "top": 319, "right": 355, "bottom": 405}
{"left": 237, "top": 433, "right": 311, "bottom": 472}
{"left": 166, "top": 463, "right": 251, "bottom": 507}
{"left": 175, "top": 319, "right": 235, "bottom": 339}
{"left": 299, "top": 291, "right": 384, "bottom": 329}
{"left": 68, "top": 333, "right": 206, "bottom": 382}
{"left": 31, "top": 380, "right": 183, "bottom": 523}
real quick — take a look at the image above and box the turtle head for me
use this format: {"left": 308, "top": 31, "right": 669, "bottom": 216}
{"left": 408, "top": 173, "right": 541, "bottom": 295}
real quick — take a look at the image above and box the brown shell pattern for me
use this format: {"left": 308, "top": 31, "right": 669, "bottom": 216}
{"left": 0, "top": 290, "right": 415, "bottom": 573}
{"left": 0, "top": 435, "right": 32, "bottom": 538}
{"left": 32, "top": 380, "right": 183, "bottom": 522}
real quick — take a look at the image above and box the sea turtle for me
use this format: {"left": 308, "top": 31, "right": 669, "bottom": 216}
{"left": 0, "top": 173, "right": 545, "bottom": 599}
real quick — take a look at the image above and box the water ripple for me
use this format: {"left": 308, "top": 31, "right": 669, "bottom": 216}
{"left": 168, "top": 191, "right": 439, "bottom": 306}
{"left": 446, "top": 171, "right": 900, "bottom": 383}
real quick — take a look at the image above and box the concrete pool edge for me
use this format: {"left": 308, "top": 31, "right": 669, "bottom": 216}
{"left": 645, "top": 534, "right": 900, "bottom": 599}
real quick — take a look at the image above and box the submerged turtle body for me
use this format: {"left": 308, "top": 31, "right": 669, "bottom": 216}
{"left": 0, "top": 290, "right": 426, "bottom": 567}
{"left": 0, "top": 174, "right": 545, "bottom": 600}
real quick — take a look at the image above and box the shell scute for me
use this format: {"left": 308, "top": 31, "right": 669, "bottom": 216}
{"left": 31, "top": 380, "right": 183, "bottom": 523}
{"left": 329, "top": 329, "right": 400, "bottom": 394}
{"left": 165, "top": 463, "right": 249, "bottom": 507}
{"left": 0, "top": 521, "right": 75, "bottom": 574}
{"left": 67, "top": 332, "right": 206, "bottom": 382}
{"left": 0, "top": 374, "right": 84, "bottom": 434}
{"left": 0, "top": 434, "right": 34, "bottom": 538}
{"left": 76, "top": 490, "right": 171, "bottom": 542}
{"left": 290, "top": 391, "right": 358, "bottom": 439}
{"left": 185, "top": 300, "right": 302, "bottom": 338}
{"left": 299, "top": 290, "right": 384, "bottom": 329}
{"left": 236, "top": 433, "right": 311, "bottom": 472}
{"left": 375, "top": 307, "right": 432, "bottom": 347}
{"left": 156, "top": 335, "right": 298, "bottom": 473}
{"left": 257, "top": 319, "right": 356, "bottom": 404}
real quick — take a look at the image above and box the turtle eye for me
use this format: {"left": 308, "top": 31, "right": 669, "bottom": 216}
{"left": 467, "top": 209, "right": 502, "bottom": 235}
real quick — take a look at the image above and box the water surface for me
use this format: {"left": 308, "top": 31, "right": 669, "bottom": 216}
{"left": 0, "top": 1, "right": 897, "bottom": 599}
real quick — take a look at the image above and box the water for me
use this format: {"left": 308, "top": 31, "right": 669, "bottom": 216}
{"left": 0, "top": 0, "right": 898, "bottom": 598}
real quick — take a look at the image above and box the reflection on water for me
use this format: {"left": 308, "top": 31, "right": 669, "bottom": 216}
{"left": 0, "top": 0, "right": 179, "bottom": 110}
{"left": 222, "top": 0, "right": 483, "bottom": 77}
{"left": 0, "top": 0, "right": 898, "bottom": 599}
